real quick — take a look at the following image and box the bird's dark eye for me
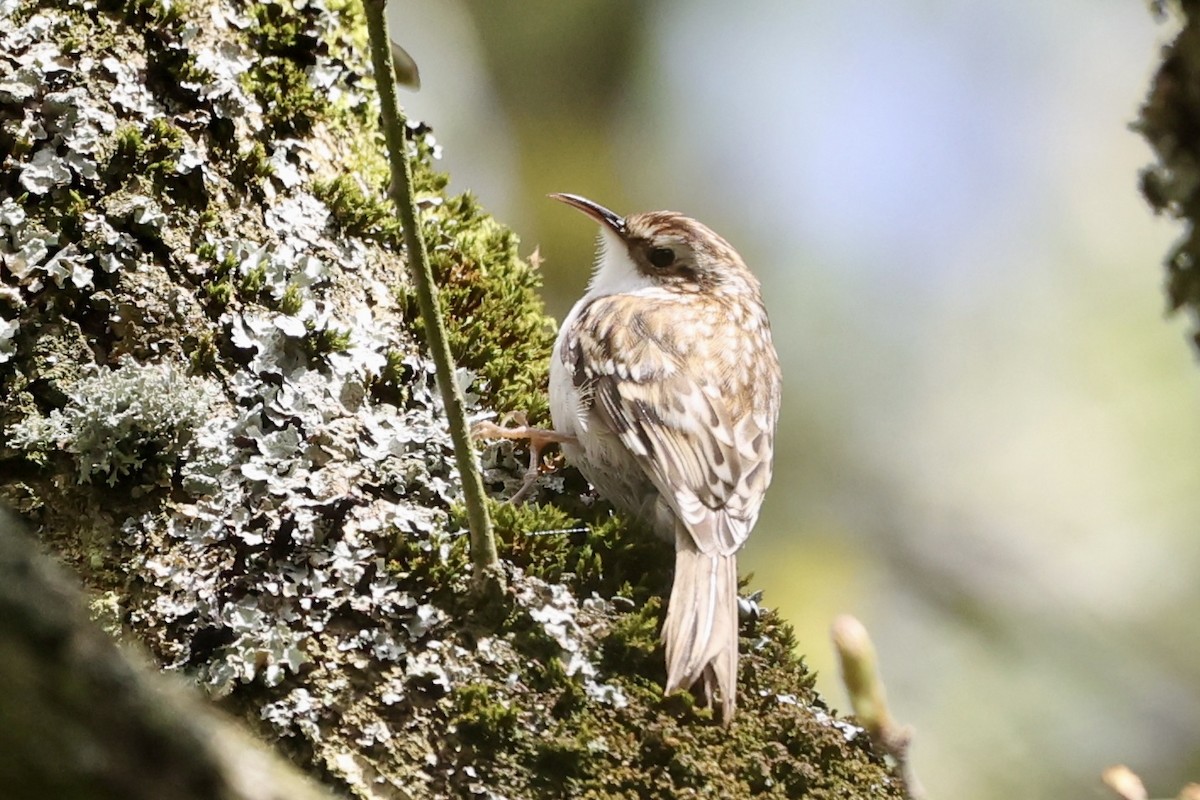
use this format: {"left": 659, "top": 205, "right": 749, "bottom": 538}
{"left": 648, "top": 247, "right": 675, "bottom": 268}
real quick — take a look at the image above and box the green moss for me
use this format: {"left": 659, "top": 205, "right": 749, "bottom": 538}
{"left": 147, "top": 118, "right": 184, "bottom": 151}
{"left": 145, "top": 117, "right": 186, "bottom": 177}
{"left": 188, "top": 331, "right": 219, "bottom": 375}
{"left": 167, "top": 52, "right": 214, "bottom": 89}
{"left": 105, "top": 118, "right": 188, "bottom": 193}
{"left": 433, "top": 483, "right": 894, "bottom": 797}
{"left": 487, "top": 501, "right": 673, "bottom": 605}
{"left": 380, "top": 347, "right": 406, "bottom": 384}
{"left": 311, "top": 117, "right": 550, "bottom": 421}
{"left": 233, "top": 142, "right": 274, "bottom": 185}
{"left": 237, "top": 264, "right": 267, "bottom": 297}
{"left": 110, "top": 124, "right": 145, "bottom": 171}
{"left": 195, "top": 241, "right": 217, "bottom": 262}
{"left": 278, "top": 284, "right": 304, "bottom": 315}
{"left": 57, "top": 190, "right": 90, "bottom": 240}
{"left": 248, "top": 0, "right": 311, "bottom": 55}
{"left": 204, "top": 280, "right": 233, "bottom": 309}
{"left": 621, "top": 611, "right": 872, "bottom": 793}
{"left": 430, "top": 605, "right": 894, "bottom": 799}
{"left": 543, "top": 657, "right": 588, "bottom": 718}
{"left": 304, "top": 324, "right": 350, "bottom": 358}
{"left": 196, "top": 250, "right": 238, "bottom": 312}
{"left": 311, "top": 175, "right": 396, "bottom": 240}
{"left": 368, "top": 347, "right": 410, "bottom": 406}
{"left": 240, "top": 0, "right": 331, "bottom": 139}
{"left": 531, "top": 733, "right": 591, "bottom": 789}
{"left": 394, "top": 191, "right": 556, "bottom": 421}
{"left": 243, "top": 60, "right": 325, "bottom": 137}
{"left": 450, "top": 683, "right": 520, "bottom": 751}
{"left": 98, "top": 0, "right": 190, "bottom": 26}
{"left": 598, "top": 598, "right": 664, "bottom": 689}
{"left": 196, "top": 206, "right": 218, "bottom": 231}
{"left": 385, "top": 526, "right": 470, "bottom": 608}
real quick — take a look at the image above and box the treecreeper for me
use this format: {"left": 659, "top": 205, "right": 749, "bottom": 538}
{"left": 475, "top": 193, "right": 781, "bottom": 724}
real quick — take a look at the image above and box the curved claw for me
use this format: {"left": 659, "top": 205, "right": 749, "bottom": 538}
{"left": 470, "top": 415, "right": 577, "bottom": 505}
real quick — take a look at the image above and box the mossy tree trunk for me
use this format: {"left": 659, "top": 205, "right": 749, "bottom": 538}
{"left": 1140, "top": 0, "right": 1200, "bottom": 351}
{"left": 0, "top": 509, "right": 338, "bottom": 800}
{"left": 0, "top": 0, "right": 898, "bottom": 797}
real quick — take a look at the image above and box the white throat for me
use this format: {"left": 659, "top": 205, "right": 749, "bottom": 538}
{"left": 585, "top": 226, "right": 656, "bottom": 297}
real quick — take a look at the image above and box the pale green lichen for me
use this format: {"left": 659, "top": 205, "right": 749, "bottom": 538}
{"left": 6, "top": 362, "right": 214, "bottom": 486}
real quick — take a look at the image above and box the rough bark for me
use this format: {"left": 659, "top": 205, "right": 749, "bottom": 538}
{"left": 0, "top": 509, "right": 337, "bottom": 800}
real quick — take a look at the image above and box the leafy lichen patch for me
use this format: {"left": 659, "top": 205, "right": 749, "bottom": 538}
{"left": 7, "top": 360, "right": 215, "bottom": 486}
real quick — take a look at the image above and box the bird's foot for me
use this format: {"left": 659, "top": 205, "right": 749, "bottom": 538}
{"left": 472, "top": 413, "right": 577, "bottom": 504}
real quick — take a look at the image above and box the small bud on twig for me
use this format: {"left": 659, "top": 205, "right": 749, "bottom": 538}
{"left": 389, "top": 40, "right": 420, "bottom": 90}
{"left": 831, "top": 614, "right": 925, "bottom": 800}
{"left": 1101, "top": 765, "right": 1148, "bottom": 800}
{"left": 831, "top": 614, "right": 894, "bottom": 743}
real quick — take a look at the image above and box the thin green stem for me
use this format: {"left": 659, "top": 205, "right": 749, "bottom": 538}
{"left": 360, "top": 0, "right": 500, "bottom": 587}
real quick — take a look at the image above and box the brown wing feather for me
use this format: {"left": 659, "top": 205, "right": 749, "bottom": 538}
{"left": 564, "top": 292, "right": 780, "bottom": 556}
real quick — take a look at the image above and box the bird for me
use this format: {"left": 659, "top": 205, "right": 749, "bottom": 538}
{"left": 475, "top": 193, "right": 781, "bottom": 723}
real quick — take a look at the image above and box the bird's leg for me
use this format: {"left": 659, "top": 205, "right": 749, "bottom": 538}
{"left": 472, "top": 413, "right": 577, "bottom": 504}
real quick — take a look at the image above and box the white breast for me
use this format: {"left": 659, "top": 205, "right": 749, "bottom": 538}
{"left": 586, "top": 226, "right": 657, "bottom": 296}
{"left": 550, "top": 225, "right": 654, "bottom": 438}
{"left": 549, "top": 302, "right": 583, "bottom": 438}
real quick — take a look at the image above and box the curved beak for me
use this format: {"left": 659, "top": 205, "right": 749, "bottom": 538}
{"left": 548, "top": 193, "right": 625, "bottom": 235}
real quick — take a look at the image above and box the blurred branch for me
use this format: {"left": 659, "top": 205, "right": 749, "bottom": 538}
{"left": 0, "top": 510, "right": 337, "bottom": 800}
{"left": 1103, "top": 765, "right": 1149, "bottom": 800}
{"left": 1102, "top": 764, "right": 1200, "bottom": 800}
{"left": 360, "top": 0, "right": 500, "bottom": 591}
{"left": 832, "top": 614, "right": 925, "bottom": 800}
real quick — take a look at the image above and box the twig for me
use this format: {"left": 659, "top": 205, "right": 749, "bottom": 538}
{"left": 1102, "top": 764, "right": 1200, "bottom": 800}
{"left": 832, "top": 614, "right": 926, "bottom": 800}
{"left": 360, "top": 0, "right": 500, "bottom": 590}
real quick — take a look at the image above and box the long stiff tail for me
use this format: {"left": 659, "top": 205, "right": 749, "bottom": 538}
{"left": 662, "top": 530, "right": 739, "bottom": 724}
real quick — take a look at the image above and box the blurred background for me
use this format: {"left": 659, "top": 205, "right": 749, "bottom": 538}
{"left": 388, "top": 1, "right": 1200, "bottom": 796}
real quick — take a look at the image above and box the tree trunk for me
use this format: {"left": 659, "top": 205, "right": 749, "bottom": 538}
{"left": 0, "top": 0, "right": 898, "bottom": 797}
{"left": 1140, "top": 0, "right": 1200, "bottom": 352}
{"left": 0, "top": 509, "right": 338, "bottom": 800}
